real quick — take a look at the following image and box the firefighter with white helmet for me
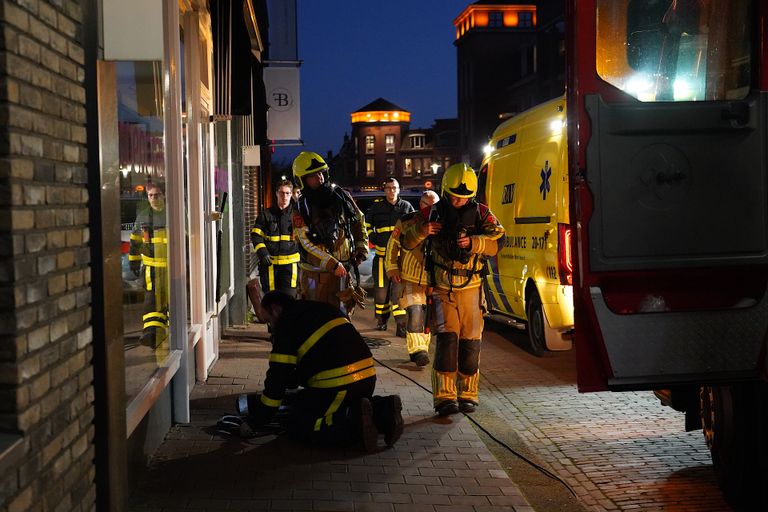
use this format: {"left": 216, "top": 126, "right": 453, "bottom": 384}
{"left": 399, "top": 163, "right": 505, "bottom": 416}
{"left": 291, "top": 151, "right": 369, "bottom": 312}
{"left": 385, "top": 190, "right": 440, "bottom": 366}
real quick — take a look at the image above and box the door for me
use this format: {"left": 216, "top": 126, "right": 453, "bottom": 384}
{"left": 183, "top": 12, "right": 219, "bottom": 379}
{"left": 568, "top": 0, "right": 768, "bottom": 391}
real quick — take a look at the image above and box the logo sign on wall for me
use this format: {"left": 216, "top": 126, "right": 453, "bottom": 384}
{"left": 264, "top": 67, "right": 302, "bottom": 143}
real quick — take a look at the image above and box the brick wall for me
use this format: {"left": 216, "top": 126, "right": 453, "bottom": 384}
{"left": 0, "top": 1, "right": 95, "bottom": 510}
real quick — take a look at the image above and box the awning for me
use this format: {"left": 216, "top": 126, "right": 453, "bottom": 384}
{"left": 211, "top": 0, "right": 268, "bottom": 142}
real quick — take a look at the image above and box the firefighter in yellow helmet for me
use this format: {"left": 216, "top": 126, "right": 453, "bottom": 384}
{"left": 399, "top": 163, "right": 505, "bottom": 416}
{"left": 291, "top": 151, "right": 369, "bottom": 312}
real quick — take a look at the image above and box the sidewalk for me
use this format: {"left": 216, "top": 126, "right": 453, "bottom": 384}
{"left": 128, "top": 309, "right": 536, "bottom": 512}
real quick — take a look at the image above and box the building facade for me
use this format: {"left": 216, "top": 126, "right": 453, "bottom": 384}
{"left": 0, "top": 1, "right": 283, "bottom": 510}
{"left": 345, "top": 98, "right": 461, "bottom": 191}
{"left": 454, "top": 0, "right": 565, "bottom": 166}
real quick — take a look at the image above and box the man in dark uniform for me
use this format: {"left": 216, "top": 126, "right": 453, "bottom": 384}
{"left": 129, "top": 182, "right": 169, "bottom": 351}
{"left": 230, "top": 291, "right": 404, "bottom": 452}
{"left": 250, "top": 179, "right": 300, "bottom": 301}
{"left": 292, "top": 151, "right": 368, "bottom": 313}
{"left": 365, "top": 178, "right": 414, "bottom": 336}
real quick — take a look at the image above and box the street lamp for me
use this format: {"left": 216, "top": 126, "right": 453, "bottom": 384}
{"left": 430, "top": 163, "right": 440, "bottom": 175}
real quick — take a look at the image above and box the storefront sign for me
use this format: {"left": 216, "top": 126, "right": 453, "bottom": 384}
{"left": 264, "top": 67, "right": 301, "bottom": 142}
{"left": 103, "top": 0, "right": 163, "bottom": 61}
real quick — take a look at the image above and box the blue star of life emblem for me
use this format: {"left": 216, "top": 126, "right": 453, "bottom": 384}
{"left": 539, "top": 161, "right": 552, "bottom": 200}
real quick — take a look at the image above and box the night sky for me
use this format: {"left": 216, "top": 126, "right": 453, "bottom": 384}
{"left": 273, "top": 0, "right": 469, "bottom": 166}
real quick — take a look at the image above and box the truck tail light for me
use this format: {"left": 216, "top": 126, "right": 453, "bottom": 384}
{"left": 558, "top": 223, "right": 572, "bottom": 286}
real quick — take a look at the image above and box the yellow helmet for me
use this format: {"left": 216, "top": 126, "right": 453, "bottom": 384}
{"left": 441, "top": 163, "right": 477, "bottom": 199}
{"left": 292, "top": 151, "right": 329, "bottom": 189}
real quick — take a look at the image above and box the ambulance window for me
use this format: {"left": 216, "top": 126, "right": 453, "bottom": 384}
{"left": 596, "top": 0, "right": 752, "bottom": 102}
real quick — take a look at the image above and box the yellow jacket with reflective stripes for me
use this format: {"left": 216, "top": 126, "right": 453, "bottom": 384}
{"left": 385, "top": 210, "right": 429, "bottom": 285}
{"left": 249, "top": 300, "right": 376, "bottom": 426}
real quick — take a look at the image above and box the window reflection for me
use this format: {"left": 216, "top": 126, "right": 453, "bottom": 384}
{"left": 116, "top": 61, "right": 171, "bottom": 402}
{"left": 597, "top": 0, "right": 751, "bottom": 102}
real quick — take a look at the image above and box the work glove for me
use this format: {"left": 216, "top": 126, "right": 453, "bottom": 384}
{"left": 338, "top": 286, "right": 367, "bottom": 316}
{"left": 259, "top": 254, "right": 273, "bottom": 267}
{"left": 352, "top": 249, "right": 367, "bottom": 267}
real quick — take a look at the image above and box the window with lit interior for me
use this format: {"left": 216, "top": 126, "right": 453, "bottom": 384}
{"left": 596, "top": 0, "right": 751, "bottom": 102}
{"left": 365, "top": 135, "right": 375, "bottom": 154}
{"left": 385, "top": 134, "right": 395, "bottom": 153}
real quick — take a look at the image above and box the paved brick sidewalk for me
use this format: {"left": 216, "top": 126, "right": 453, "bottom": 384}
{"left": 476, "top": 322, "right": 731, "bottom": 512}
{"left": 128, "top": 314, "right": 536, "bottom": 512}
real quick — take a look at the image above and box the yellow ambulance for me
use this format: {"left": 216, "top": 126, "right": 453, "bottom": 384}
{"left": 477, "top": 95, "right": 573, "bottom": 356}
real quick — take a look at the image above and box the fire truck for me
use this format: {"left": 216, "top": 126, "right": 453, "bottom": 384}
{"left": 567, "top": 0, "right": 768, "bottom": 506}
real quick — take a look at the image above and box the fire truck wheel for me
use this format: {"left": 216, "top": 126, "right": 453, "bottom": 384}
{"left": 525, "top": 289, "right": 546, "bottom": 357}
{"left": 700, "top": 384, "right": 768, "bottom": 509}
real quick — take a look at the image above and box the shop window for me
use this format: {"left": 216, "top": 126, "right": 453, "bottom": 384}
{"left": 597, "top": 0, "right": 751, "bottom": 102}
{"left": 116, "top": 61, "right": 171, "bottom": 402}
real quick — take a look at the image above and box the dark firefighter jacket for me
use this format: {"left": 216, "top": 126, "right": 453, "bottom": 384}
{"left": 251, "top": 203, "right": 299, "bottom": 266}
{"left": 128, "top": 205, "right": 167, "bottom": 291}
{"left": 365, "top": 198, "right": 414, "bottom": 257}
{"left": 250, "top": 300, "right": 376, "bottom": 426}
{"left": 401, "top": 200, "right": 505, "bottom": 291}
{"left": 293, "top": 184, "right": 368, "bottom": 272}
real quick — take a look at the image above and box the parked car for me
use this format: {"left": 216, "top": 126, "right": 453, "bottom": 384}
{"left": 347, "top": 188, "right": 424, "bottom": 290}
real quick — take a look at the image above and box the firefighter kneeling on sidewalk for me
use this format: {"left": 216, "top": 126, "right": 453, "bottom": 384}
{"left": 222, "top": 291, "right": 404, "bottom": 451}
{"left": 400, "top": 164, "right": 505, "bottom": 416}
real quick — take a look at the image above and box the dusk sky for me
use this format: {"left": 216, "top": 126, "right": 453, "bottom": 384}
{"left": 273, "top": 0, "right": 470, "bottom": 165}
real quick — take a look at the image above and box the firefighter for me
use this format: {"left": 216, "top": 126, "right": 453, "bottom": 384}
{"left": 292, "top": 151, "right": 369, "bottom": 313}
{"left": 365, "top": 178, "right": 414, "bottom": 336}
{"left": 250, "top": 179, "right": 300, "bottom": 302}
{"left": 231, "top": 291, "right": 404, "bottom": 451}
{"left": 400, "top": 164, "right": 505, "bottom": 416}
{"left": 129, "top": 182, "right": 169, "bottom": 350}
{"left": 385, "top": 190, "right": 440, "bottom": 366}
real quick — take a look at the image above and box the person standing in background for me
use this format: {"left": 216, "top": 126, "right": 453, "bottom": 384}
{"left": 250, "top": 179, "right": 300, "bottom": 299}
{"left": 365, "top": 178, "right": 414, "bottom": 336}
{"left": 129, "top": 182, "right": 169, "bottom": 351}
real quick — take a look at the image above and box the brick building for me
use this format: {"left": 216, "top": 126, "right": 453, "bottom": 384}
{"left": 339, "top": 97, "right": 461, "bottom": 191}
{"left": 454, "top": 0, "right": 565, "bottom": 166}
{"left": 0, "top": 1, "right": 281, "bottom": 510}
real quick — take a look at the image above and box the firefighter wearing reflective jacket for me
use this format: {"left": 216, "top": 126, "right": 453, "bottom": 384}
{"left": 400, "top": 164, "right": 505, "bottom": 416}
{"left": 251, "top": 179, "right": 300, "bottom": 299}
{"left": 128, "top": 182, "right": 169, "bottom": 350}
{"left": 236, "top": 291, "right": 404, "bottom": 451}
{"left": 292, "top": 151, "right": 369, "bottom": 312}
{"left": 366, "top": 178, "right": 414, "bottom": 336}
{"left": 385, "top": 190, "right": 440, "bottom": 366}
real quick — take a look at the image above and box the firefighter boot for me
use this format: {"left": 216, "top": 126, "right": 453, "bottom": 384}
{"left": 395, "top": 323, "right": 407, "bottom": 338}
{"left": 358, "top": 397, "right": 379, "bottom": 452}
{"left": 409, "top": 350, "right": 430, "bottom": 367}
{"left": 372, "top": 395, "right": 404, "bottom": 446}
